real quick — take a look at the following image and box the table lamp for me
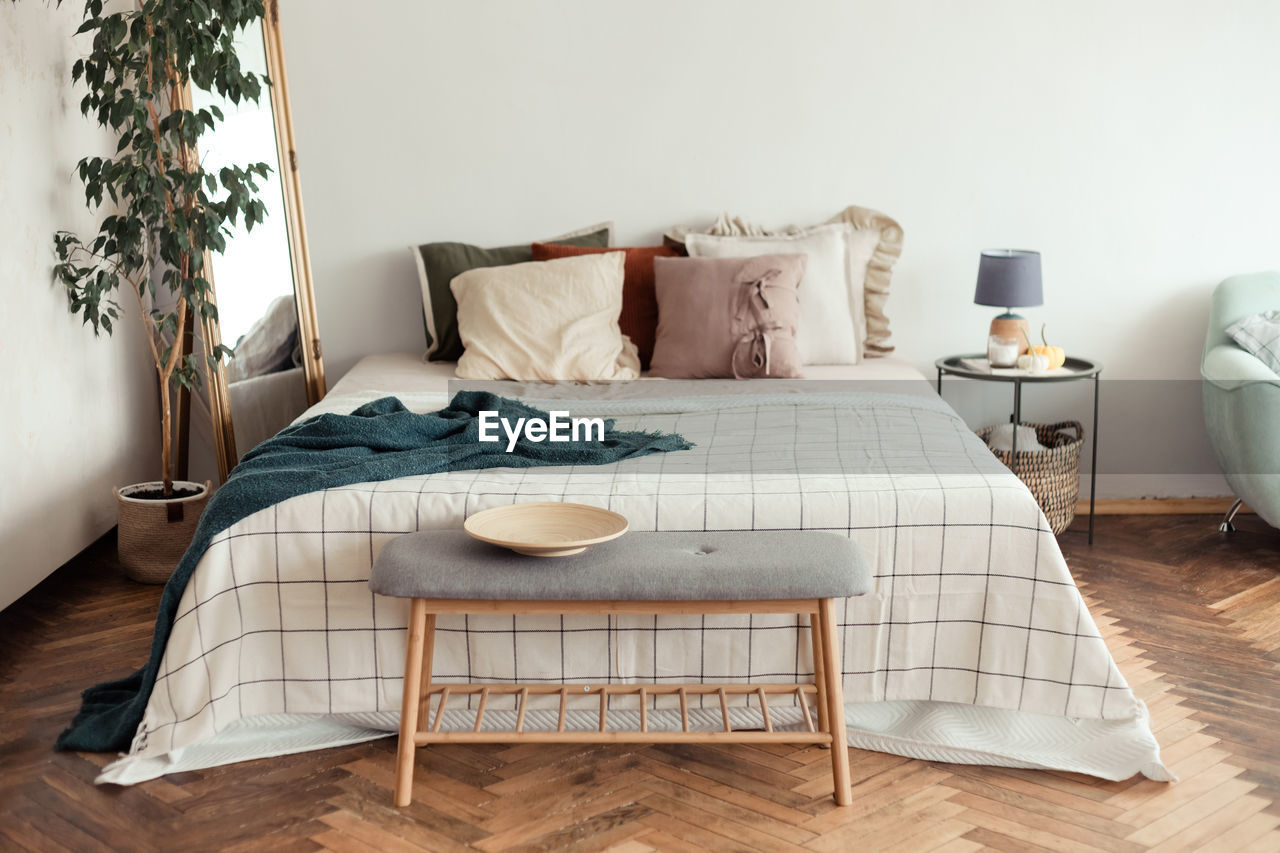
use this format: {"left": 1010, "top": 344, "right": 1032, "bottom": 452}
{"left": 974, "top": 249, "right": 1042, "bottom": 355}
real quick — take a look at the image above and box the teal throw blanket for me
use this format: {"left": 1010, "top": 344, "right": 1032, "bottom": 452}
{"left": 56, "top": 391, "right": 691, "bottom": 752}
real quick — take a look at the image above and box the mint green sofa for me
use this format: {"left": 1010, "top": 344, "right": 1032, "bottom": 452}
{"left": 1202, "top": 272, "right": 1280, "bottom": 531}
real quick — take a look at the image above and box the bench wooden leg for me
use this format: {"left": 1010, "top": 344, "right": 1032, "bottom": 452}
{"left": 810, "top": 610, "right": 829, "bottom": 736}
{"left": 418, "top": 613, "right": 437, "bottom": 729}
{"left": 818, "top": 597, "right": 852, "bottom": 806}
{"left": 395, "top": 598, "right": 430, "bottom": 807}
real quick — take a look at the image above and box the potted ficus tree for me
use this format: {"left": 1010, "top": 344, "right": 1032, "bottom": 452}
{"left": 52, "top": 0, "right": 271, "bottom": 582}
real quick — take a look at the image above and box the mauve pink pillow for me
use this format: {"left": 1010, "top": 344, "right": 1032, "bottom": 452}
{"left": 649, "top": 254, "right": 806, "bottom": 379}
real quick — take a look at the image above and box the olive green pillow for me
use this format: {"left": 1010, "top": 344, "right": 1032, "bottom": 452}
{"left": 411, "top": 222, "right": 612, "bottom": 361}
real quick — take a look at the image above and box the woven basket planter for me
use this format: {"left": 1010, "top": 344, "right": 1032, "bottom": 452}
{"left": 115, "top": 480, "right": 211, "bottom": 584}
{"left": 976, "top": 421, "right": 1084, "bottom": 536}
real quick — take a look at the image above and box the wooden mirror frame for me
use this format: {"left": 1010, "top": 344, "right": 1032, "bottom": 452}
{"left": 202, "top": 0, "right": 326, "bottom": 481}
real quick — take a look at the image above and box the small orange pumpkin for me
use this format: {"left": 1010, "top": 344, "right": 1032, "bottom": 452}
{"left": 1031, "top": 323, "right": 1066, "bottom": 369}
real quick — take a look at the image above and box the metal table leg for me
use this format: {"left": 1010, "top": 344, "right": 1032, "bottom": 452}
{"left": 1089, "top": 373, "right": 1100, "bottom": 545}
{"left": 1011, "top": 379, "right": 1022, "bottom": 476}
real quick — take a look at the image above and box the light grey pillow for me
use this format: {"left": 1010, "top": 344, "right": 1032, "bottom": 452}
{"left": 226, "top": 294, "right": 298, "bottom": 383}
{"left": 1226, "top": 309, "right": 1280, "bottom": 376}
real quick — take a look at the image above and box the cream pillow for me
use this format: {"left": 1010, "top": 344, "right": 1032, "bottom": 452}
{"left": 684, "top": 223, "right": 867, "bottom": 365}
{"left": 452, "top": 252, "right": 640, "bottom": 381}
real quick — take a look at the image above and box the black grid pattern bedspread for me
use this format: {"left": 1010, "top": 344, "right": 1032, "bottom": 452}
{"left": 125, "top": 391, "right": 1135, "bottom": 768}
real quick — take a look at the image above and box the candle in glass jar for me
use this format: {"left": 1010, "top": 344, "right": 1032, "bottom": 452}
{"left": 987, "top": 335, "right": 1020, "bottom": 368}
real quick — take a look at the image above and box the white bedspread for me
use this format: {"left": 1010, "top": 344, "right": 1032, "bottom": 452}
{"left": 99, "top": 361, "right": 1168, "bottom": 784}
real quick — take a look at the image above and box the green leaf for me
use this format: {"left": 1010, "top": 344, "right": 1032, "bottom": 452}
{"left": 51, "top": 0, "right": 271, "bottom": 438}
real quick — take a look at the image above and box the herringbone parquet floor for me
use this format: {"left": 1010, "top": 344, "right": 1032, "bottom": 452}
{"left": 1, "top": 514, "right": 1277, "bottom": 852}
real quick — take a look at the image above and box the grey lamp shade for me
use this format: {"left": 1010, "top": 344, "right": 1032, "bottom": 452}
{"left": 974, "top": 249, "right": 1043, "bottom": 309}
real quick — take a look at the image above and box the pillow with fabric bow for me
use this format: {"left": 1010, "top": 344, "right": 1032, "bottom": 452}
{"left": 649, "top": 254, "right": 806, "bottom": 379}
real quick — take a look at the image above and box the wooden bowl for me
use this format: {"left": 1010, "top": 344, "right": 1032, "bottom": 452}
{"left": 463, "top": 502, "right": 629, "bottom": 557}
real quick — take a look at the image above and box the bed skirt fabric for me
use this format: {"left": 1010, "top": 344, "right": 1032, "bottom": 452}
{"left": 97, "top": 701, "right": 1169, "bottom": 786}
{"left": 97, "top": 381, "right": 1170, "bottom": 784}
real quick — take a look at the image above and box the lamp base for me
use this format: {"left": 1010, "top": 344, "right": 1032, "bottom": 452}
{"left": 989, "top": 313, "right": 1030, "bottom": 355}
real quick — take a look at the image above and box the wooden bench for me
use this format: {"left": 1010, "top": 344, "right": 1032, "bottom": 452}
{"left": 370, "top": 529, "right": 873, "bottom": 808}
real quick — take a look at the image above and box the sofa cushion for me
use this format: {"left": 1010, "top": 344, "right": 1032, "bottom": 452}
{"left": 370, "top": 530, "right": 872, "bottom": 601}
{"left": 1227, "top": 309, "right": 1280, "bottom": 377}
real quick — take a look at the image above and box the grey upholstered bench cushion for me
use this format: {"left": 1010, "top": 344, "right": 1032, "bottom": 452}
{"left": 370, "top": 530, "right": 871, "bottom": 601}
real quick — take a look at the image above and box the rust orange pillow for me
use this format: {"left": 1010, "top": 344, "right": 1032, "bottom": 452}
{"left": 531, "top": 241, "right": 685, "bottom": 369}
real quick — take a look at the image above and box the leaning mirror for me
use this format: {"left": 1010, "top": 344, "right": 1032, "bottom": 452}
{"left": 190, "top": 0, "right": 325, "bottom": 481}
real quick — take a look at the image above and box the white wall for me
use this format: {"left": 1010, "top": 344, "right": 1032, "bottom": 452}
{"left": 0, "top": 3, "right": 159, "bottom": 610}
{"left": 279, "top": 0, "right": 1280, "bottom": 497}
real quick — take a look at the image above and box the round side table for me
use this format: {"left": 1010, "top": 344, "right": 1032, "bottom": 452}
{"left": 935, "top": 354, "right": 1103, "bottom": 544}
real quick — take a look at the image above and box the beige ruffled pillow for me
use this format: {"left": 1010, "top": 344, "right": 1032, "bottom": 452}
{"left": 666, "top": 205, "right": 904, "bottom": 357}
{"left": 684, "top": 223, "right": 866, "bottom": 365}
{"left": 452, "top": 252, "right": 640, "bottom": 381}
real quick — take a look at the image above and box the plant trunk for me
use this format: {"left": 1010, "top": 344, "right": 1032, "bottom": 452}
{"left": 159, "top": 367, "right": 173, "bottom": 498}
{"left": 155, "top": 274, "right": 188, "bottom": 499}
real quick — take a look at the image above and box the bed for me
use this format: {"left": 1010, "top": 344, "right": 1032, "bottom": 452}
{"left": 96, "top": 353, "right": 1169, "bottom": 785}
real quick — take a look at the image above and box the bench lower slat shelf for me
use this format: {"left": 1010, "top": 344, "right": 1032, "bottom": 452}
{"left": 386, "top": 596, "right": 855, "bottom": 809}
{"left": 419, "top": 682, "right": 820, "bottom": 696}
{"left": 414, "top": 731, "right": 833, "bottom": 745}
{"left": 417, "top": 681, "right": 823, "bottom": 743}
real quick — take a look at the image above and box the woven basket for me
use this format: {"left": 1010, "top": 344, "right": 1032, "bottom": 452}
{"left": 976, "top": 421, "right": 1083, "bottom": 535}
{"left": 115, "top": 480, "right": 211, "bottom": 584}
